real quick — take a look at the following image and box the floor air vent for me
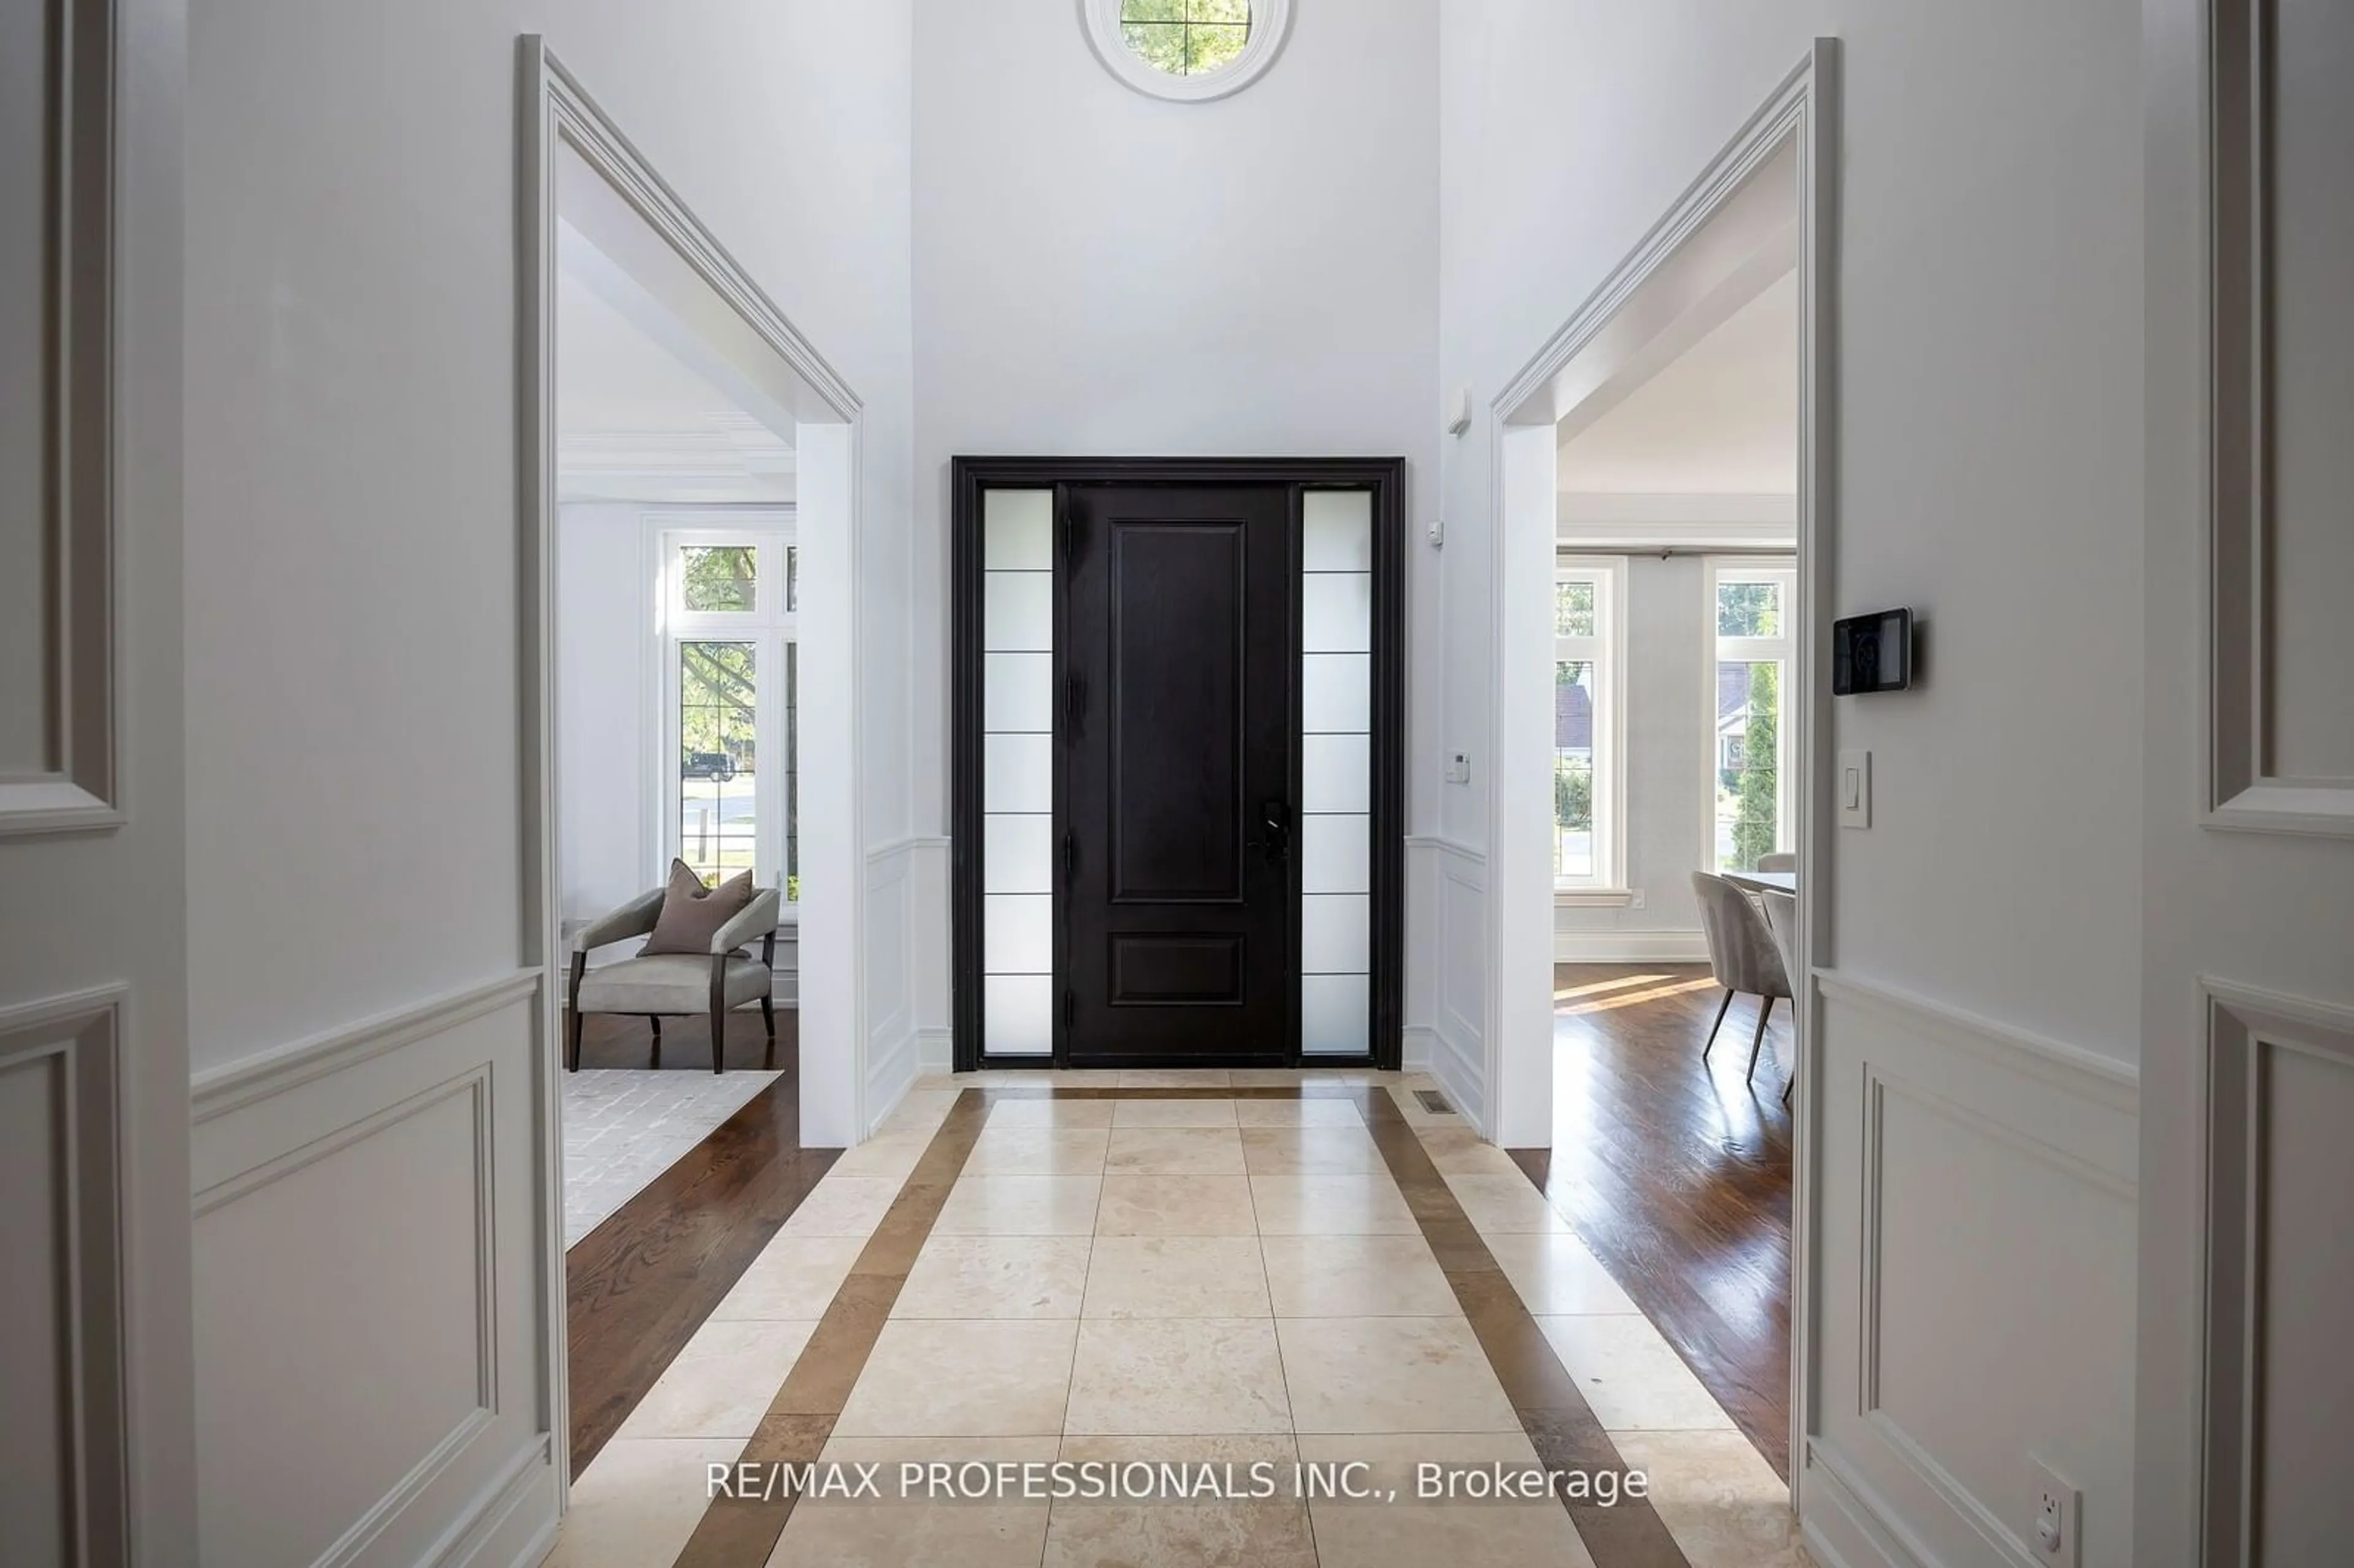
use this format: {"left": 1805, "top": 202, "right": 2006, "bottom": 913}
{"left": 1413, "top": 1089, "right": 1455, "bottom": 1116}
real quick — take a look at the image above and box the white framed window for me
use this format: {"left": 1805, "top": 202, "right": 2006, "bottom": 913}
{"left": 1081, "top": 0, "right": 1294, "bottom": 102}
{"left": 1707, "top": 557, "right": 1796, "bottom": 873}
{"left": 1553, "top": 556, "right": 1626, "bottom": 891}
{"left": 656, "top": 520, "right": 799, "bottom": 913}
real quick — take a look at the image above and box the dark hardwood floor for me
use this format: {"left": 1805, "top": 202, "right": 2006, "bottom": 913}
{"left": 564, "top": 1007, "right": 836, "bottom": 1477}
{"left": 1512, "top": 962, "right": 1794, "bottom": 1478}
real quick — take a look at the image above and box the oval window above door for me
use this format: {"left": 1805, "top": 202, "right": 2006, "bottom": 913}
{"left": 1082, "top": 0, "right": 1295, "bottom": 102}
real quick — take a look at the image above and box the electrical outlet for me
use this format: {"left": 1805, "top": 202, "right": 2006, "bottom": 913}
{"left": 2029, "top": 1457, "right": 2079, "bottom": 1568}
{"left": 1444, "top": 752, "right": 1471, "bottom": 785}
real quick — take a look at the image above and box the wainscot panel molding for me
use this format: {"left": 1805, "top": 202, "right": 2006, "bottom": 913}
{"left": 2196, "top": 976, "right": 2354, "bottom": 1566}
{"left": 859, "top": 837, "right": 926, "bottom": 1134}
{"left": 191, "top": 969, "right": 544, "bottom": 1125}
{"left": 0, "top": 0, "right": 121, "bottom": 834}
{"left": 1811, "top": 967, "right": 2138, "bottom": 1568}
{"left": 191, "top": 978, "right": 555, "bottom": 1568}
{"left": 1814, "top": 969, "right": 2139, "bottom": 1118}
{"left": 1420, "top": 839, "right": 1490, "bottom": 1135}
{"left": 0, "top": 986, "right": 129, "bottom": 1567}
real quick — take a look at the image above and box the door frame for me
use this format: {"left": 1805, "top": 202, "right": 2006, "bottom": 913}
{"left": 1482, "top": 43, "right": 1837, "bottom": 1515}
{"left": 949, "top": 456, "right": 1407, "bottom": 1073}
{"left": 519, "top": 38, "right": 869, "bottom": 1503}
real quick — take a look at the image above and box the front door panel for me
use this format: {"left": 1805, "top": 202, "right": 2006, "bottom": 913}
{"left": 1064, "top": 485, "right": 1292, "bottom": 1065}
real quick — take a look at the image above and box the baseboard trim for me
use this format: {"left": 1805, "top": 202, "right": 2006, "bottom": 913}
{"left": 1553, "top": 929, "right": 1710, "bottom": 964}
{"left": 915, "top": 1025, "right": 953, "bottom": 1073}
{"left": 1426, "top": 1021, "right": 1486, "bottom": 1135}
{"left": 429, "top": 1434, "right": 558, "bottom": 1568}
{"left": 191, "top": 968, "right": 544, "bottom": 1124}
{"left": 864, "top": 1025, "right": 920, "bottom": 1136}
{"left": 1400, "top": 1024, "right": 1435, "bottom": 1070}
{"left": 1802, "top": 1438, "right": 1938, "bottom": 1568}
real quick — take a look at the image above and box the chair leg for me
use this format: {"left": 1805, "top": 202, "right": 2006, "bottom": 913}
{"left": 1703, "top": 989, "right": 1735, "bottom": 1059}
{"left": 650, "top": 1015, "right": 662, "bottom": 1070}
{"left": 760, "top": 994, "right": 775, "bottom": 1071}
{"left": 711, "top": 1000, "right": 726, "bottom": 1075}
{"left": 1745, "top": 995, "right": 1776, "bottom": 1084}
{"left": 1782, "top": 1067, "right": 1795, "bottom": 1107}
{"left": 565, "top": 953, "right": 587, "bottom": 1072}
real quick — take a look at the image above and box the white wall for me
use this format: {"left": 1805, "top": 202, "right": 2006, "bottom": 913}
{"left": 1438, "top": 3, "right": 2142, "bottom": 1565}
{"left": 1439, "top": 0, "right": 2143, "bottom": 1058}
{"left": 1554, "top": 553, "right": 1720, "bottom": 960}
{"left": 555, "top": 504, "right": 649, "bottom": 931}
{"left": 186, "top": 0, "right": 914, "bottom": 1070}
{"left": 908, "top": 0, "right": 1444, "bottom": 1056}
{"left": 183, "top": 4, "right": 914, "bottom": 1562}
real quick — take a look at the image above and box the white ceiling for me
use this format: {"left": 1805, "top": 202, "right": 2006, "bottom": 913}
{"left": 1557, "top": 268, "right": 1797, "bottom": 496}
{"left": 556, "top": 265, "right": 796, "bottom": 504}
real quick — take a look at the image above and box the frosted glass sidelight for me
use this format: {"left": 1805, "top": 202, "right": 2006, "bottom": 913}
{"left": 985, "top": 732, "right": 1054, "bottom": 815}
{"left": 1301, "top": 973, "right": 1371, "bottom": 1056}
{"left": 983, "top": 652, "right": 1055, "bottom": 733}
{"left": 1301, "top": 573, "right": 1372, "bottom": 653}
{"left": 1301, "top": 733, "right": 1370, "bottom": 814}
{"left": 1301, "top": 654, "right": 1373, "bottom": 734}
{"left": 1301, "top": 490, "right": 1374, "bottom": 571}
{"left": 984, "top": 894, "right": 1053, "bottom": 974}
{"left": 1301, "top": 893, "right": 1371, "bottom": 975}
{"left": 985, "top": 490, "right": 1054, "bottom": 571}
{"left": 984, "top": 571, "right": 1053, "bottom": 652}
{"left": 1300, "top": 813, "right": 1371, "bottom": 894}
{"left": 985, "top": 974, "right": 1054, "bottom": 1055}
{"left": 984, "top": 813, "right": 1054, "bottom": 894}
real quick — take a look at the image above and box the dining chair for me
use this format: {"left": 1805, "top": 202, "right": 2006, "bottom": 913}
{"left": 1756, "top": 851, "right": 1797, "bottom": 873}
{"left": 1758, "top": 886, "right": 1799, "bottom": 1105}
{"left": 1691, "top": 871, "right": 1792, "bottom": 1087}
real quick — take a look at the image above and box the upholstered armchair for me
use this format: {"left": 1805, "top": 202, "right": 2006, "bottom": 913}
{"left": 566, "top": 885, "right": 780, "bottom": 1073}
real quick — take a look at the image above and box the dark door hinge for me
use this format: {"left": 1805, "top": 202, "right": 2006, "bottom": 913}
{"left": 1061, "top": 509, "right": 1078, "bottom": 561}
{"left": 1062, "top": 829, "right": 1076, "bottom": 883}
{"left": 1064, "top": 671, "right": 1084, "bottom": 734}
{"left": 1062, "top": 989, "right": 1075, "bottom": 1027}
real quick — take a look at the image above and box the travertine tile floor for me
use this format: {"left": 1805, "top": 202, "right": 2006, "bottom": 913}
{"left": 546, "top": 1071, "right": 1810, "bottom": 1568}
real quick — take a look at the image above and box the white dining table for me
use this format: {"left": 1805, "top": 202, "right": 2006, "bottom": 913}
{"left": 1723, "top": 869, "right": 1796, "bottom": 896}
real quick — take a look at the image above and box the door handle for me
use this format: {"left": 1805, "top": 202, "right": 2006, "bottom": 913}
{"left": 1257, "top": 799, "right": 1291, "bottom": 861}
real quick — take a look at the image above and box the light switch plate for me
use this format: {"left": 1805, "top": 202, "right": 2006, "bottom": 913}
{"left": 1838, "top": 748, "right": 1872, "bottom": 828}
{"left": 1444, "top": 752, "right": 1472, "bottom": 785}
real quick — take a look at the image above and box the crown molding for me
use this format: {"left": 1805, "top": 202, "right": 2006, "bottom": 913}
{"left": 1556, "top": 492, "right": 1796, "bottom": 549}
{"left": 557, "top": 421, "right": 795, "bottom": 502}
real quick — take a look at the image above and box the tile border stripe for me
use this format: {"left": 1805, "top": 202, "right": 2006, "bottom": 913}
{"left": 670, "top": 1088, "right": 993, "bottom": 1567}
{"left": 649, "top": 1080, "right": 1693, "bottom": 1568}
{"left": 1357, "top": 1085, "right": 1695, "bottom": 1568}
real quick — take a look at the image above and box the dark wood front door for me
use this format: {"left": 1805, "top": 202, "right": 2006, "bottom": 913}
{"left": 1062, "top": 484, "right": 1293, "bottom": 1066}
